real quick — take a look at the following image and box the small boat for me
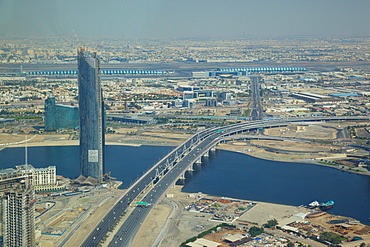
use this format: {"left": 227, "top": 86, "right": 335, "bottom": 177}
{"left": 320, "top": 201, "right": 334, "bottom": 210}
{"left": 308, "top": 201, "right": 320, "bottom": 208}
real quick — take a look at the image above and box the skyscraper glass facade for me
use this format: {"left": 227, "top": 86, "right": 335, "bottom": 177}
{"left": 44, "top": 94, "right": 79, "bottom": 131}
{"left": 78, "top": 48, "right": 105, "bottom": 179}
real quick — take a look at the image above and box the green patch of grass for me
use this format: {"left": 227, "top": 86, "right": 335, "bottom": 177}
{"left": 81, "top": 198, "right": 90, "bottom": 203}
{"left": 347, "top": 168, "right": 366, "bottom": 173}
{"left": 318, "top": 162, "right": 337, "bottom": 166}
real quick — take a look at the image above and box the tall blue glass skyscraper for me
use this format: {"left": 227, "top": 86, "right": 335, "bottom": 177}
{"left": 78, "top": 48, "right": 105, "bottom": 179}
{"left": 44, "top": 94, "right": 79, "bottom": 131}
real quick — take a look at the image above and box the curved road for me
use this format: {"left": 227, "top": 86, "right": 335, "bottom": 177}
{"left": 81, "top": 115, "right": 369, "bottom": 246}
{"left": 152, "top": 199, "right": 181, "bottom": 247}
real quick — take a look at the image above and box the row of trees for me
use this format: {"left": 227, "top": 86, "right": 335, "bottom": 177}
{"left": 180, "top": 223, "right": 236, "bottom": 247}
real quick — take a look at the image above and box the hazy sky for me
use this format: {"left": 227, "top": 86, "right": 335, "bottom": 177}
{"left": 0, "top": 0, "right": 369, "bottom": 38}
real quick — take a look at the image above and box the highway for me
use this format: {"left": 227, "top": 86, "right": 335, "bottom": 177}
{"left": 250, "top": 75, "right": 263, "bottom": 121}
{"left": 107, "top": 132, "right": 222, "bottom": 246}
{"left": 81, "top": 115, "right": 369, "bottom": 246}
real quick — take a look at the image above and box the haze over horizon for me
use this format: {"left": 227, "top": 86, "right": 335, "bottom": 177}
{"left": 0, "top": 0, "right": 369, "bottom": 38}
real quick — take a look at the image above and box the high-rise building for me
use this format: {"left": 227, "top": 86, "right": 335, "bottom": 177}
{"left": 0, "top": 162, "right": 64, "bottom": 245}
{"left": 1, "top": 184, "right": 35, "bottom": 247}
{"left": 44, "top": 94, "right": 79, "bottom": 131}
{"left": 78, "top": 47, "right": 105, "bottom": 180}
{"left": 0, "top": 166, "right": 35, "bottom": 247}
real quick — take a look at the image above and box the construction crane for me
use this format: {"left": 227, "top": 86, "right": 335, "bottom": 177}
{"left": 97, "top": 39, "right": 105, "bottom": 50}
{"left": 72, "top": 29, "right": 83, "bottom": 49}
{"left": 99, "top": 171, "right": 116, "bottom": 184}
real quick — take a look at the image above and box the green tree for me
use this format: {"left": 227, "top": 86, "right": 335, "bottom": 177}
{"left": 249, "top": 226, "right": 264, "bottom": 237}
{"left": 264, "top": 219, "right": 278, "bottom": 228}
{"left": 155, "top": 117, "right": 169, "bottom": 124}
{"left": 287, "top": 242, "right": 294, "bottom": 247}
{"left": 320, "top": 232, "right": 346, "bottom": 245}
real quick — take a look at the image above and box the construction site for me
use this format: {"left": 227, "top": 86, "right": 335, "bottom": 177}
{"left": 41, "top": 205, "right": 90, "bottom": 236}
{"left": 185, "top": 197, "right": 256, "bottom": 223}
{"left": 34, "top": 178, "right": 123, "bottom": 247}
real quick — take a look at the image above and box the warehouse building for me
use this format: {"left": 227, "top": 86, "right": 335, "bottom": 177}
{"left": 290, "top": 92, "right": 341, "bottom": 103}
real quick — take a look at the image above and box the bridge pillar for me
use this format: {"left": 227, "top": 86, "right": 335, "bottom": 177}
{"left": 211, "top": 146, "right": 216, "bottom": 151}
{"left": 196, "top": 158, "right": 202, "bottom": 164}
{"left": 185, "top": 169, "right": 194, "bottom": 180}
{"left": 203, "top": 151, "right": 209, "bottom": 157}
{"left": 176, "top": 172, "right": 186, "bottom": 185}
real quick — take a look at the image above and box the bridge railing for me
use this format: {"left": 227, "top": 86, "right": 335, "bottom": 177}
{"left": 104, "top": 115, "right": 369, "bottom": 246}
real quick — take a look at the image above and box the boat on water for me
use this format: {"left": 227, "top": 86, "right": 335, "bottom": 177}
{"left": 308, "top": 201, "right": 320, "bottom": 208}
{"left": 320, "top": 201, "right": 334, "bottom": 210}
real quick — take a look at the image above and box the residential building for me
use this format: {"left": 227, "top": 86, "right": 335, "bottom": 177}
{"left": 1, "top": 184, "right": 35, "bottom": 247}
{"left": 0, "top": 166, "right": 35, "bottom": 247}
{"left": 0, "top": 165, "right": 64, "bottom": 193}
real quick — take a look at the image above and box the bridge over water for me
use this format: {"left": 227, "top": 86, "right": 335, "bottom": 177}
{"left": 80, "top": 116, "right": 369, "bottom": 247}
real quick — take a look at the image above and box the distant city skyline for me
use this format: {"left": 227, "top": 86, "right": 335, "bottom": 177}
{"left": 0, "top": 0, "right": 369, "bottom": 38}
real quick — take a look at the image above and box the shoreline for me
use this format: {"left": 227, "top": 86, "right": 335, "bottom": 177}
{"left": 3, "top": 141, "right": 168, "bottom": 148}
{"left": 218, "top": 146, "right": 370, "bottom": 177}
{"left": 1, "top": 139, "right": 369, "bottom": 239}
{"left": 2, "top": 139, "right": 369, "bottom": 177}
{"left": 134, "top": 185, "right": 370, "bottom": 246}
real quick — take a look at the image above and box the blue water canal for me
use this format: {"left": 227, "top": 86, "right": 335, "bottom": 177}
{"left": 1, "top": 145, "right": 369, "bottom": 224}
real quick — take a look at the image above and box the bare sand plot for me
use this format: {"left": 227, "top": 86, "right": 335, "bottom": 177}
{"left": 42, "top": 206, "right": 89, "bottom": 235}
{"left": 141, "top": 131, "right": 191, "bottom": 140}
{"left": 250, "top": 140, "right": 333, "bottom": 153}
{"left": 0, "top": 133, "right": 73, "bottom": 146}
{"left": 264, "top": 125, "right": 337, "bottom": 139}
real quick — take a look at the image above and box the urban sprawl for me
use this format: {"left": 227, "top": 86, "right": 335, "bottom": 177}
{"left": 0, "top": 36, "right": 370, "bottom": 247}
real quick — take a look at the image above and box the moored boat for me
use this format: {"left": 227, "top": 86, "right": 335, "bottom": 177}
{"left": 320, "top": 200, "right": 334, "bottom": 210}
{"left": 308, "top": 201, "right": 320, "bottom": 208}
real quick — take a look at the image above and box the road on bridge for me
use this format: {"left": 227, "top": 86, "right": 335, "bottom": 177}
{"left": 81, "top": 116, "right": 368, "bottom": 246}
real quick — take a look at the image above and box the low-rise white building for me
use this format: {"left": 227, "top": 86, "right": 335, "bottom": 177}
{"left": 0, "top": 164, "right": 65, "bottom": 192}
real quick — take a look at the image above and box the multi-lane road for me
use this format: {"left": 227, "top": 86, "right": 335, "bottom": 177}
{"left": 250, "top": 75, "right": 263, "bottom": 121}
{"left": 82, "top": 115, "right": 369, "bottom": 246}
